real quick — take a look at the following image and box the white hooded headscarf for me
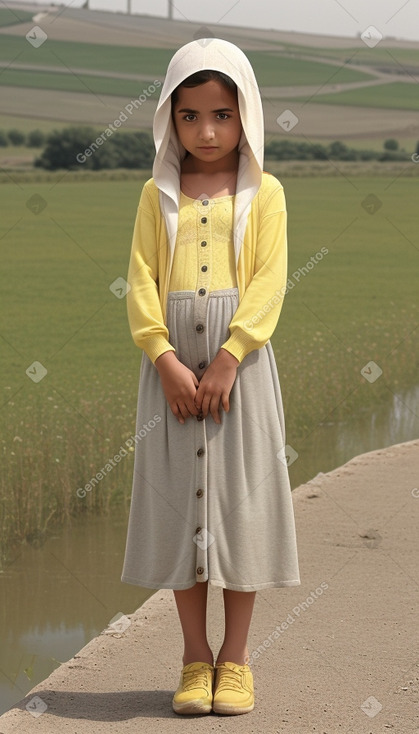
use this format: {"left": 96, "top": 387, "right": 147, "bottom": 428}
{"left": 152, "top": 38, "right": 264, "bottom": 280}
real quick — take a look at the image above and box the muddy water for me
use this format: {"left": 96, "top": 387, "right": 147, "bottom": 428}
{"left": 1, "top": 384, "right": 418, "bottom": 714}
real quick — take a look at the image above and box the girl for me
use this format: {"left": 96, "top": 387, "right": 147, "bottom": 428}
{"left": 121, "top": 38, "right": 300, "bottom": 716}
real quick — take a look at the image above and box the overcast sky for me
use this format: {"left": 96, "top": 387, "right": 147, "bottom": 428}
{"left": 10, "top": 0, "right": 419, "bottom": 40}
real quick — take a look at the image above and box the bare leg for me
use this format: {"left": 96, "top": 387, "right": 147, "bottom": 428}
{"left": 173, "top": 581, "right": 214, "bottom": 665}
{"left": 216, "top": 589, "right": 256, "bottom": 665}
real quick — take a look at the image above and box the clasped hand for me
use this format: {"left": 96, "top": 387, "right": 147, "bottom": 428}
{"left": 155, "top": 349, "right": 239, "bottom": 425}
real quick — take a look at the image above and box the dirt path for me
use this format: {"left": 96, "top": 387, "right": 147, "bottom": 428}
{"left": 1, "top": 438, "right": 418, "bottom": 733}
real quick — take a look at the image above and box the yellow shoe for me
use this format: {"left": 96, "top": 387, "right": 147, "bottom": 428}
{"left": 213, "top": 661, "right": 254, "bottom": 715}
{"left": 172, "top": 662, "right": 214, "bottom": 715}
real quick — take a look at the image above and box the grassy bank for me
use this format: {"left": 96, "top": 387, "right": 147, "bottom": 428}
{"left": 1, "top": 160, "right": 419, "bottom": 182}
{"left": 0, "top": 173, "right": 417, "bottom": 565}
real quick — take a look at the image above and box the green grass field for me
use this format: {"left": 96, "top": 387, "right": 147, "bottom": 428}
{"left": 0, "top": 34, "right": 373, "bottom": 87}
{"left": 0, "top": 68, "right": 162, "bottom": 98}
{"left": 295, "top": 81, "right": 419, "bottom": 111}
{"left": 0, "top": 114, "right": 63, "bottom": 133}
{"left": 0, "top": 173, "right": 417, "bottom": 562}
{"left": 276, "top": 40, "right": 419, "bottom": 70}
{"left": 0, "top": 8, "right": 33, "bottom": 26}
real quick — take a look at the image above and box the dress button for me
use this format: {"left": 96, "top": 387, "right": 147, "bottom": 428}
{"left": 196, "top": 323, "right": 204, "bottom": 333}
{"left": 197, "top": 567, "right": 204, "bottom": 575}
{"left": 196, "top": 488, "right": 204, "bottom": 497}
{"left": 198, "top": 288, "right": 206, "bottom": 296}
{"left": 201, "top": 241, "right": 207, "bottom": 247}
{"left": 201, "top": 265, "right": 208, "bottom": 272}
{"left": 196, "top": 448, "right": 204, "bottom": 457}
{"left": 198, "top": 361, "right": 206, "bottom": 369}
{"left": 201, "top": 217, "right": 207, "bottom": 224}
{"left": 202, "top": 200, "right": 209, "bottom": 206}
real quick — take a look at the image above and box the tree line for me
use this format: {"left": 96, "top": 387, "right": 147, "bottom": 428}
{"left": 1, "top": 125, "right": 417, "bottom": 169}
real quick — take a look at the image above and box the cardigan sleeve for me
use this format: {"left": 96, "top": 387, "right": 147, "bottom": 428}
{"left": 220, "top": 183, "right": 288, "bottom": 363}
{"left": 126, "top": 185, "right": 176, "bottom": 364}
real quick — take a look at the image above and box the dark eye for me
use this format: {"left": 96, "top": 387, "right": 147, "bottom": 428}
{"left": 183, "top": 114, "right": 196, "bottom": 121}
{"left": 217, "top": 113, "right": 229, "bottom": 120}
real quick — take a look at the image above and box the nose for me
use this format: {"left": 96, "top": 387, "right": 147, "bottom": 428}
{"left": 199, "top": 121, "right": 215, "bottom": 141}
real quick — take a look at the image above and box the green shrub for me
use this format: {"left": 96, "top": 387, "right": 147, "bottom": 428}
{"left": 8, "top": 128, "right": 26, "bottom": 146}
{"left": 265, "top": 138, "right": 409, "bottom": 162}
{"left": 383, "top": 138, "right": 399, "bottom": 151}
{"left": 27, "top": 129, "right": 46, "bottom": 148}
{"left": 35, "top": 125, "right": 155, "bottom": 170}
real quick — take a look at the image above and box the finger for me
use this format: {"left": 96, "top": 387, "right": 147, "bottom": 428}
{"left": 187, "top": 399, "right": 199, "bottom": 416}
{"left": 221, "top": 392, "right": 230, "bottom": 413}
{"left": 194, "top": 384, "right": 203, "bottom": 409}
{"left": 189, "top": 369, "right": 200, "bottom": 390}
{"left": 200, "top": 391, "right": 212, "bottom": 418}
{"left": 172, "top": 405, "right": 185, "bottom": 424}
{"left": 185, "top": 387, "right": 199, "bottom": 415}
{"left": 209, "top": 394, "right": 222, "bottom": 424}
{"left": 173, "top": 402, "right": 190, "bottom": 424}
{"left": 178, "top": 402, "right": 192, "bottom": 421}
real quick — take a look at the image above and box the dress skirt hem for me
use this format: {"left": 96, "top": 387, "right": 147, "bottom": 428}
{"left": 120, "top": 574, "right": 302, "bottom": 592}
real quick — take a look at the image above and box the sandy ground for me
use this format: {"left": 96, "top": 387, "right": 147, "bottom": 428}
{"left": 0, "top": 438, "right": 418, "bottom": 733}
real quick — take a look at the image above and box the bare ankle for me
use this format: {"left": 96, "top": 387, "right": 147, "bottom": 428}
{"left": 216, "top": 646, "right": 249, "bottom": 666}
{"left": 183, "top": 648, "right": 214, "bottom": 666}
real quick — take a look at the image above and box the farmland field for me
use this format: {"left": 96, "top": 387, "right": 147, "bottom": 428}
{"left": 0, "top": 8, "right": 418, "bottom": 143}
{"left": 0, "top": 34, "right": 374, "bottom": 86}
{"left": 274, "top": 41, "right": 419, "bottom": 69}
{"left": 0, "top": 8, "right": 33, "bottom": 27}
{"left": 1, "top": 173, "right": 417, "bottom": 560}
{"left": 294, "top": 81, "right": 419, "bottom": 111}
{"left": 0, "top": 67, "right": 162, "bottom": 98}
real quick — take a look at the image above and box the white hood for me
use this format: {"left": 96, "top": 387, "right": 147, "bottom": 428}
{"left": 152, "top": 38, "right": 264, "bottom": 276}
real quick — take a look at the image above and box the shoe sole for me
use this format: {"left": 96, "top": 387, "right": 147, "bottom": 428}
{"left": 172, "top": 699, "right": 212, "bottom": 715}
{"left": 212, "top": 701, "right": 254, "bottom": 715}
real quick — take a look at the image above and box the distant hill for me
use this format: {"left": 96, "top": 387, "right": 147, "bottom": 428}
{"left": 0, "top": 5, "right": 418, "bottom": 146}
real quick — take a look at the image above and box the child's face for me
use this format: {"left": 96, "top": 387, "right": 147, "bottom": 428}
{"left": 172, "top": 79, "right": 242, "bottom": 166}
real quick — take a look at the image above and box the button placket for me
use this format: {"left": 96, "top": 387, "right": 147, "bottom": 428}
{"left": 194, "top": 420, "right": 208, "bottom": 582}
{"left": 193, "top": 200, "right": 211, "bottom": 583}
{"left": 194, "top": 201, "right": 211, "bottom": 376}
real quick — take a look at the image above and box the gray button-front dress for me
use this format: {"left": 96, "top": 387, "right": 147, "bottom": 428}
{"left": 121, "top": 193, "right": 300, "bottom": 592}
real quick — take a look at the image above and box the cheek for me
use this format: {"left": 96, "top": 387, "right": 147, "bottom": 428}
{"left": 233, "top": 122, "right": 242, "bottom": 142}
{"left": 176, "top": 124, "right": 191, "bottom": 141}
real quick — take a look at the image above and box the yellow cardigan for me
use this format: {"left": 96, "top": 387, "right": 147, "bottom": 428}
{"left": 127, "top": 172, "right": 288, "bottom": 365}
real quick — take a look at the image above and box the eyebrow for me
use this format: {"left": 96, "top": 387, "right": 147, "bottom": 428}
{"left": 176, "top": 107, "right": 234, "bottom": 114}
